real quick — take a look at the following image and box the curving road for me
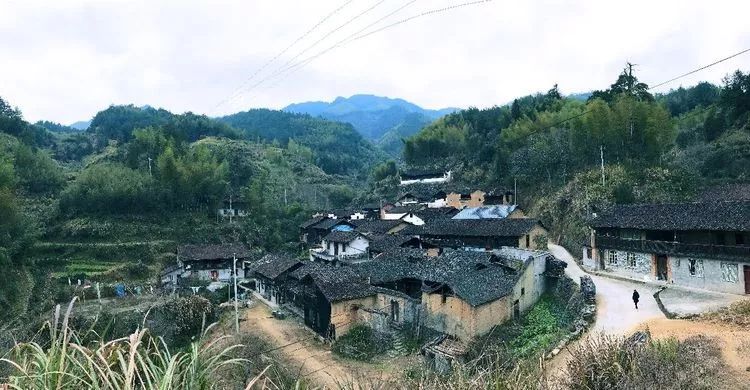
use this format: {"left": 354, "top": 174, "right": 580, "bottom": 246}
{"left": 547, "top": 243, "right": 664, "bottom": 334}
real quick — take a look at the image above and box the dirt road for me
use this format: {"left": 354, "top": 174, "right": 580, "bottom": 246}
{"left": 241, "top": 303, "right": 400, "bottom": 388}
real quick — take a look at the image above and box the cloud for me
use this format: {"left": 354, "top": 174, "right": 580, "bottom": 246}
{"left": 1, "top": 0, "right": 749, "bottom": 123}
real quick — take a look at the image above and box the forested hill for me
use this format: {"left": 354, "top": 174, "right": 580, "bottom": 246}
{"left": 283, "top": 94, "right": 459, "bottom": 156}
{"left": 218, "top": 109, "right": 385, "bottom": 175}
{"left": 393, "top": 69, "right": 750, "bottom": 249}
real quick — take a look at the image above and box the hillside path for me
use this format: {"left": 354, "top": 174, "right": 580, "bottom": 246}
{"left": 548, "top": 243, "right": 664, "bottom": 333}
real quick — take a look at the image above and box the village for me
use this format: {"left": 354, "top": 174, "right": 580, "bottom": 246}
{"left": 159, "top": 170, "right": 750, "bottom": 381}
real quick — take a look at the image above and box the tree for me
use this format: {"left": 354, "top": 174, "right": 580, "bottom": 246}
{"left": 589, "top": 63, "right": 653, "bottom": 103}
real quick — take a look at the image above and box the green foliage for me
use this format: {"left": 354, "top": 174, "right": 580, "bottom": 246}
{"left": 1, "top": 302, "right": 245, "bottom": 390}
{"left": 220, "top": 109, "right": 385, "bottom": 175}
{"left": 332, "top": 324, "right": 389, "bottom": 361}
{"left": 60, "top": 163, "right": 156, "bottom": 214}
{"left": 371, "top": 160, "right": 398, "bottom": 182}
{"left": 13, "top": 143, "right": 65, "bottom": 194}
{"left": 589, "top": 63, "right": 654, "bottom": 103}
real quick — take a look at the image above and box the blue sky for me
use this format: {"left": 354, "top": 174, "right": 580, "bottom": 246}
{"left": 1, "top": 0, "right": 749, "bottom": 124}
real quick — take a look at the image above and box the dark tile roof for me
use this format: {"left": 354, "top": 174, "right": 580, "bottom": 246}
{"left": 353, "top": 249, "right": 522, "bottom": 306}
{"left": 591, "top": 201, "right": 750, "bottom": 232}
{"left": 414, "top": 218, "right": 542, "bottom": 238}
{"left": 352, "top": 219, "right": 406, "bottom": 234}
{"left": 412, "top": 207, "right": 459, "bottom": 222}
{"left": 699, "top": 184, "right": 750, "bottom": 202}
{"left": 389, "top": 204, "right": 424, "bottom": 214}
{"left": 252, "top": 253, "right": 303, "bottom": 280}
{"left": 290, "top": 261, "right": 375, "bottom": 302}
{"left": 400, "top": 169, "right": 446, "bottom": 180}
{"left": 300, "top": 216, "right": 327, "bottom": 229}
{"left": 367, "top": 234, "right": 415, "bottom": 253}
{"left": 322, "top": 230, "right": 365, "bottom": 243}
{"left": 177, "top": 243, "right": 251, "bottom": 261}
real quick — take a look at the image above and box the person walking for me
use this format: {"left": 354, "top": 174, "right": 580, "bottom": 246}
{"left": 632, "top": 289, "right": 640, "bottom": 310}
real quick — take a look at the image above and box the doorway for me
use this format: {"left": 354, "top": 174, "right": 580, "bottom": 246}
{"left": 744, "top": 265, "right": 750, "bottom": 295}
{"left": 513, "top": 300, "right": 520, "bottom": 319}
{"left": 390, "top": 300, "right": 400, "bottom": 322}
{"left": 656, "top": 255, "right": 668, "bottom": 281}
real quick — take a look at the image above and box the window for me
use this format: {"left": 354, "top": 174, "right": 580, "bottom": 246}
{"left": 441, "top": 293, "right": 447, "bottom": 304}
{"left": 608, "top": 250, "right": 618, "bottom": 265}
{"left": 736, "top": 233, "right": 745, "bottom": 246}
{"left": 521, "top": 287, "right": 525, "bottom": 296}
{"left": 721, "top": 263, "right": 739, "bottom": 283}
{"left": 525, "top": 235, "right": 530, "bottom": 248}
{"left": 688, "top": 259, "right": 704, "bottom": 277}
{"left": 627, "top": 252, "right": 636, "bottom": 268}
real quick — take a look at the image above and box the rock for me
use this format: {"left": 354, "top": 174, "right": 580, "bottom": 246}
{"left": 546, "top": 256, "right": 568, "bottom": 278}
{"left": 580, "top": 276, "right": 596, "bottom": 303}
{"left": 624, "top": 330, "right": 650, "bottom": 349}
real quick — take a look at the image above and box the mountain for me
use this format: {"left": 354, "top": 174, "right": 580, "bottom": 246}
{"left": 69, "top": 120, "right": 91, "bottom": 130}
{"left": 283, "top": 94, "right": 459, "bottom": 155}
{"left": 219, "top": 109, "right": 386, "bottom": 175}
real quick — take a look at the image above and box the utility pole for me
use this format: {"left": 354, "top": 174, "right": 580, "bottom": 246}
{"left": 514, "top": 178, "right": 517, "bottom": 206}
{"left": 147, "top": 157, "right": 153, "bottom": 177}
{"left": 600, "top": 145, "right": 606, "bottom": 186}
{"left": 233, "top": 253, "right": 239, "bottom": 334}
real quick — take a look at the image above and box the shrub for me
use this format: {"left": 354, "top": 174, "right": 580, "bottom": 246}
{"left": 332, "top": 325, "right": 389, "bottom": 361}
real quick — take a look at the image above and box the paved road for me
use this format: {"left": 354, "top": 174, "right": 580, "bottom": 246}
{"left": 548, "top": 243, "right": 664, "bottom": 334}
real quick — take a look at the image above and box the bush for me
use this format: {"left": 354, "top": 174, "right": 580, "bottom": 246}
{"left": 562, "top": 333, "right": 729, "bottom": 390}
{"left": 149, "top": 295, "right": 215, "bottom": 348}
{"left": 332, "top": 324, "right": 389, "bottom": 361}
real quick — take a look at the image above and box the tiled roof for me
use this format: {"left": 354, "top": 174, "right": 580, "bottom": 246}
{"left": 353, "top": 249, "right": 522, "bottom": 306}
{"left": 699, "top": 184, "right": 750, "bottom": 202}
{"left": 252, "top": 253, "right": 303, "bottom": 280}
{"left": 367, "top": 234, "right": 415, "bottom": 253}
{"left": 389, "top": 204, "right": 423, "bottom": 214}
{"left": 413, "top": 207, "right": 459, "bottom": 222}
{"left": 300, "top": 216, "right": 327, "bottom": 229}
{"left": 591, "top": 201, "right": 750, "bottom": 232}
{"left": 352, "top": 219, "right": 406, "bottom": 234}
{"left": 414, "top": 218, "right": 541, "bottom": 238}
{"left": 290, "top": 261, "right": 375, "bottom": 302}
{"left": 177, "top": 243, "right": 251, "bottom": 261}
{"left": 452, "top": 205, "right": 518, "bottom": 220}
{"left": 322, "top": 230, "right": 365, "bottom": 243}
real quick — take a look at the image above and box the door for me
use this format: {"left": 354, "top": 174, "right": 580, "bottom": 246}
{"left": 513, "top": 300, "right": 520, "bottom": 319}
{"left": 744, "top": 266, "right": 750, "bottom": 295}
{"left": 390, "top": 300, "right": 400, "bottom": 322}
{"left": 656, "top": 255, "right": 668, "bottom": 281}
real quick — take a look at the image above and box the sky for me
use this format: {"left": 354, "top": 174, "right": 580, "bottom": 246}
{"left": 1, "top": 0, "right": 749, "bottom": 124}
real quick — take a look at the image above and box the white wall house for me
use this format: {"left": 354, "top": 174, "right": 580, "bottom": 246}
{"left": 399, "top": 171, "right": 452, "bottom": 186}
{"left": 310, "top": 231, "right": 370, "bottom": 264}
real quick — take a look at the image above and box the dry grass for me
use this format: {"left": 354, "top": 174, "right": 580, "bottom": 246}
{"left": 698, "top": 300, "right": 750, "bottom": 329}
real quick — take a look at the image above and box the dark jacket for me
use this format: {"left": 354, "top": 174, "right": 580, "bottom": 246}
{"left": 632, "top": 290, "right": 640, "bottom": 301}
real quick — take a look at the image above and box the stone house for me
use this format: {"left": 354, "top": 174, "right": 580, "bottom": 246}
{"left": 176, "top": 243, "right": 251, "bottom": 283}
{"left": 586, "top": 201, "right": 750, "bottom": 295}
{"left": 354, "top": 248, "right": 549, "bottom": 340}
{"left": 217, "top": 197, "right": 249, "bottom": 219}
{"left": 351, "top": 219, "right": 411, "bottom": 235}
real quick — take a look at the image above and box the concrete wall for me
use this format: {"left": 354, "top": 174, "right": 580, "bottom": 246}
{"left": 599, "top": 248, "right": 750, "bottom": 295}
{"left": 670, "top": 256, "right": 750, "bottom": 295}
{"left": 402, "top": 213, "right": 425, "bottom": 226}
{"left": 322, "top": 236, "right": 369, "bottom": 257}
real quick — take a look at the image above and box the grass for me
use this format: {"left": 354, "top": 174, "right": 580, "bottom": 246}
{"left": 0, "top": 298, "right": 248, "bottom": 389}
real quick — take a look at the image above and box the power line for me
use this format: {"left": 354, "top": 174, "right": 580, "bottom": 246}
{"left": 221, "top": 0, "right": 387, "bottom": 112}
{"left": 212, "top": 0, "right": 355, "bottom": 112}
{"left": 233, "top": 0, "right": 494, "bottom": 106}
{"left": 649, "top": 48, "right": 750, "bottom": 90}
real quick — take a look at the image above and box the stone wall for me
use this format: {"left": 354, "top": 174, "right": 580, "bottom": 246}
{"left": 601, "top": 249, "right": 654, "bottom": 282}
